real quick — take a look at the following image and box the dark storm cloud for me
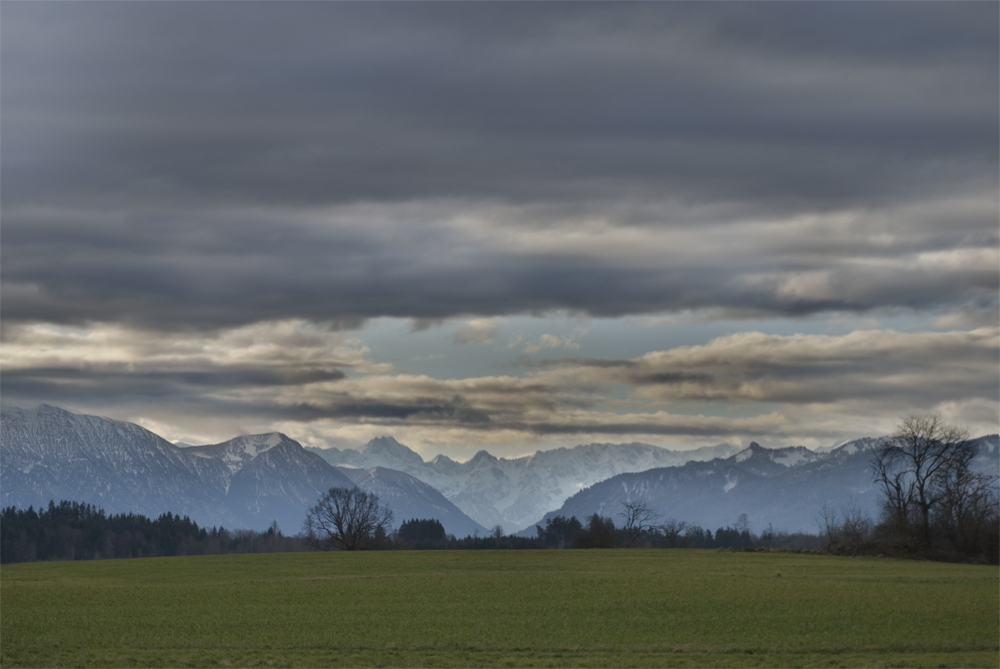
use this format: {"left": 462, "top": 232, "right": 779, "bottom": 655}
{"left": 2, "top": 201, "right": 996, "bottom": 328}
{"left": 5, "top": 2, "right": 995, "bottom": 206}
{"left": 2, "top": 2, "right": 997, "bottom": 329}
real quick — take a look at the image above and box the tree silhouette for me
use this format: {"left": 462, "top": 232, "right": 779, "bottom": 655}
{"left": 872, "top": 414, "right": 997, "bottom": 555}
{"left": 304, "top": 487, "right": 393, "bottom": 551}
{"left": 620, "top": 500, "right": 659, "bottom": 547}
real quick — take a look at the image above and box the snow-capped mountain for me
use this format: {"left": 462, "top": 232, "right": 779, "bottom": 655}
{"left": 185, "top": 433, "right": 364, "bottom": 531}
{"left": 1, "top": 404, "right": 241, "bottom": 527}
{"left": 308, "top": 438, "right": 741, "bottom": 532}
{"left": 531, "top": 436, "right": 1000, "bottom": 535}
{"left": 0, "top": 405, "right": 484, "bottom": 536}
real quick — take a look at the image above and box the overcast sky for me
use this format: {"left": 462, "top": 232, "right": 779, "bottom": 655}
{"left": 2, "top": 2, "right": 997, "bottom": 458}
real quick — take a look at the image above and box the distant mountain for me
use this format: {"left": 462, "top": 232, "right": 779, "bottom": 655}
{"left": 531, "top": 437, "right": 1000, "bottom": 535}
{"left": 335, "top": 466, "right": 487, "bottom": 538}
{"left": 1, "top": 405, "right": 484, "bottom": 536}
{"left": 308, "top": 438, "right": 741, "bottom": 532}
{"left": 1, "top": 404, "right": 247, "bottom": 528}
{"left": 185, "top": 433, "right": 361, "bottom": 532}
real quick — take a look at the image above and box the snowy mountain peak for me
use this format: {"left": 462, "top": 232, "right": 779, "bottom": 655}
{"left": 362, "top": 436, "right": 425, "bottom": 467}
{"left": 219, "top": 432, "right": 289, "bottom": 456}
{"left": 830, "top": 436, "right": 889, "bottom": 457}
{"left": 729, "top": 442, "right": 822, "bottom": 476}
{"left": 186, "top": 433, "right": 294, "bottom": 473}
{"left": 734, "top": 442, "right": 763, "bottom": 463}
{"left": 21, "top": 403, "right": 71, "bottom": 417}
{"left": 771, "top": 446, "right": 819, "bottom": 468}
{"left": 468, "top": 449, "right": 498, "bottom": 465}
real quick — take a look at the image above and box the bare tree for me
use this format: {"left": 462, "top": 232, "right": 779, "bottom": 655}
{"left": 620, "top": 500, "right": 660, "bottom": 548}
{"left": 816, "top": 503, "right": 841, "bottom": 545}
{"left": 659, "top": 519, "right": 688, "bottom": 548}
{"left": 839, "top": 498, "right": 873, "bottom": 546}
{"left": 871, "top": 414, "right": 971, "bottom": 547}
{"left": 933, "top": 439, "right": 998, "bottom": 556}
{"left": 304, "top": 487, "right": 393, "bottom": 551}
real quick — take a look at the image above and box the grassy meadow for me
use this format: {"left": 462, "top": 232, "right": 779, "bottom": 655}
{"left": 2, "top": 549, "right": 997, "bottom": 668}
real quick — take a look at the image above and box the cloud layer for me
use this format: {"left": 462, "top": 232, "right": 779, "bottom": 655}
{"left": 3, "top": 321, "right": 996, "bottom": 454}
{"left": 1, "top": 4, "right": 996, "bottom": 454}
{"left": 2, "top": 3, "right": 997, "bottom": 329}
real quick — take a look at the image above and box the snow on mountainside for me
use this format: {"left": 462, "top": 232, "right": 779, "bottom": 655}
{"left": 187, "top": 433, "right": 300, "bottom": 480}
{"left": 1, "top": 404, "right": 236, "bottom": 523}
{"left": 731, "top": 442, "right": 822, "bottom": 477}
{"left": 186, "top": 434, "right": 359, "bottom": 530}
{"left": 308, "top": 438, "right": 742, "bottom": 532}
{"left": 0, "top": 405, "right": 484, "bottom": 536}
{"left": 534, "top": 435, "right": 1000, "bottom": 535}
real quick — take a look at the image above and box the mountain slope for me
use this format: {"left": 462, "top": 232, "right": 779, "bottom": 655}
{"left": 533, "top": 436, "right": 999, "bottom": 535}
{"left": 1, "top": 404, "right": 239, "bottom": 527}
{"left": 185, "top": 433, "right": 357, "bottom": 532}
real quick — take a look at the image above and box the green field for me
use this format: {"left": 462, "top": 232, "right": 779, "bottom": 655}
{"left": 2, "top": 549, "right": 997, "bottom": 668}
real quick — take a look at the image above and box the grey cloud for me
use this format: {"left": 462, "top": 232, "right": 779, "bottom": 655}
{"left": 320, "top": 400, "right": 493, "bottom": 426}
{"left": 562, "top": 329, "right": 1000, "bottom": 406}
{"left": 2, "top": 3, "right": 997, "bottom": 330}
{"left": 0, "top": 367, "right": 349, "bottom": 415}
{"left": 520, "top": 421, "right": 772, "bottom": 439}
{"left": 2, "top": 367, "right": 345, "bottom": 391}
{"left": 6, "top": 4, "right": 995, "bottom": 206}
{"left": 3, "top": 202, "right": 996, "bottom": 329}
{"left": 638, "top": 372, "right": 715, "bottom": 386}
{"left": 6, "top": 322, "right": 994, "bottom": 444}
{"left": 4, "top": 3, "right": 992, "bottom": 209}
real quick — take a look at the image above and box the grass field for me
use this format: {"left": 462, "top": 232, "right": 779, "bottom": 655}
{"left": 2, "top": 549, "right": 997, "bottom": 668}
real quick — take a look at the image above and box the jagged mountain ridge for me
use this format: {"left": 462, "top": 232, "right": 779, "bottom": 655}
{"left": 732, "top": 442, "right": 823, "bottom": 477}
{"left": 0, "top": 405, "right": 485, "bottom": 536}
{"left": 308, "top": 438, "right": 741, "bottom": 532}
{"left": 531, "top": 436, "right": 1000, "bottom": 535}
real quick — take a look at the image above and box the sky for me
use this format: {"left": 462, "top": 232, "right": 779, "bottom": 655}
{"left": 2, "top": 2, "right": 998, "bottom": 459}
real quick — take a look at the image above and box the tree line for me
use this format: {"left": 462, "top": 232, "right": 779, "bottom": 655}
{"left": 1, "top": 501, "right": 306, "bottom": 563}
{"left": 303, "top": 487, "right": 822, "bottom": 552}
{"left": 1, "top": 495, "right": 820, "bottom": 564}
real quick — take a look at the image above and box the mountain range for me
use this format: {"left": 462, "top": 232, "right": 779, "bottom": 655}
{"left": 0, "top": 405, "right": 485, "bottom": 536}
{"left": 4, "top": 403, "right": 996, "bottom": 539}
{"left": 534, "top": 437, "right": 999, "bottom": 535}
{"left": 307, "top": 438, "right": 740, "bottom": 532}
